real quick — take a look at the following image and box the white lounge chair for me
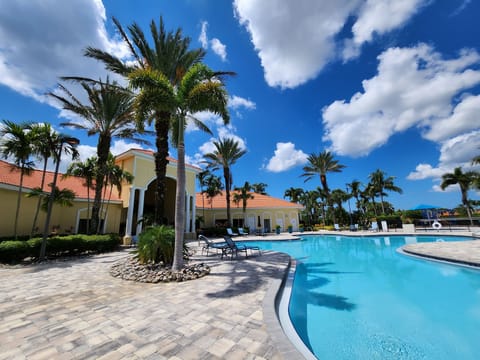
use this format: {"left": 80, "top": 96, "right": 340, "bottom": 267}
{"left": 226, "top": 228, "right": 239, "bottom": 237}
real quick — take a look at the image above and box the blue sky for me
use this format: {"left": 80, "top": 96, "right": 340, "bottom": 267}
{"left": 1, "top": 0, "right": 479, "bottom": 210}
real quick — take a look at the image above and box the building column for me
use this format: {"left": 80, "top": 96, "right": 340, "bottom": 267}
{"left": 125, "top": 187, "right": 136, "bottom": 238}
{"left": 191, "top": 195, "right": 196, "bottom": 233}
{"left": 185, "top": 192, "right": 191, "bottom": 233}
{"left": 136, "top": 188, "right": 145, "bottom": 236}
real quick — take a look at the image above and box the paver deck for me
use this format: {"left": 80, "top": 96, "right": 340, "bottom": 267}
{"left": 0, "top": 247, "right": 295, "bottom": 360}
{"left": 402, "top": 240, "right": 480, "bottom": 267}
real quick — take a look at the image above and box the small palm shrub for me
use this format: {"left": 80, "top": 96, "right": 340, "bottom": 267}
{"left": 135, "top": 225, "right": 176, "bottom": 265}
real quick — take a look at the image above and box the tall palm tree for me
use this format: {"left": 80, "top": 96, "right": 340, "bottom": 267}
{"left": 284, "top": 187, "right": 304, "bottom": 203}
{"left": 233, "top": 181, "right": 254, "bottom": 225}
{"left": 368, "top": 169, "right": 403, "bottom": 214}
{"left": 40, "top": 134, "right": 79, "bottom": 260}
{"left": 204, "top": 174, "right": 223, "bottom": 209}
{"left": 49, "top": 78, "right": 145, "bottom": 233}
{"left": 204, "top": 138, "right": 246, "bottom": 228}
{"left": 130, "top": 62, "right": 230, "bottom": 270}
{"left": 251, "top": 182, "right": 268, "bottom": 195}
{"left": 441, "top": 167, "right": 476, "bottom": 225}
{"left": 346, "top": 180, "right": 362, "bottom": 213}
{"left": 85, "top": 16, "right": 205, "bottom": 224}
{"left": 301, "top": 151, "right": 345, "bottom": 193}
{"left": 301, "top": 150, "right": 345, "bottom": 225}
{"left": 0, "top": 120, "right": 35, "bottom": 239}
{"left": 29, "top": 123, "right": 59, "bottom": 237}
{"left": 197, "top": 169, "right": 211, "bottom": 221}
{"left": 64, "top": 157, "right": 97, "bottom": 234}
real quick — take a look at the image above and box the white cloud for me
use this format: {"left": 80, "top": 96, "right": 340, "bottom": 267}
{"left": 210, "top": 38, "right": 227, "bottom": 62}
{"left": 264, "top": 142, "right": 308, "bottom": 173}
{"left": 199, "top": 21, "right": 208, "bottom": 49}
{"left": 233, "top": 0, "right": 428, "bottom": 88}
{"left": 322, "top": 44, "right": 480, "bottom": 157}
{"left": 229, "top": 95, "right": 256, "bottom": 110}
{"left": 198, "top": 20, "right": 227, "bottom": 61}
{"left": 0, "top": 0, "right": 126, "bottom": 103}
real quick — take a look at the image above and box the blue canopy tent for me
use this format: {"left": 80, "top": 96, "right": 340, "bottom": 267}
{"left": 410, "top": 204, "right": 443, "bottom": 226}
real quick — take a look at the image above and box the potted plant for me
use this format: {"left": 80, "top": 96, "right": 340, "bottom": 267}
{"left": 288, "top": 225, "right": 293, "bottom": 233}
{"left": 275, "top": 225, "right": 281, "bottom": 234}
{"left": 299, "top": 224, "right": 304, "bottom": 233}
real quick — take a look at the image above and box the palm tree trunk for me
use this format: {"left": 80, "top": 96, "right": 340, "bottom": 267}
{"left": 224, "top": 167, "right": 232, "bottom": 228}
{"left": 462, "top": 190, "right": 474, "bottom": 225}
{"left": 154, "top": 114, "right": 170, "bottom": 225}
{"left": 14, "top": 166, "right": 25, "bottom": 240}
{"left": 380, "top": 194, "right": 386, "bottom": 214}
{"left": 91, "top": 136, "right": 110, "bottom": 234}
{"left": 172, "top": 140, "right": 186, "bottom": 271}
{"left": 31, "top": 158, "right": 48, "bottom": 238}
{"left": 40, "top": 150, "right": 62, "bottom": 260}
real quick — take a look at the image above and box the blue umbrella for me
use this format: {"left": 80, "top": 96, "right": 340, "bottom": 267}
{"left": 410, "top": 204, "right": 442, "bottom": 210}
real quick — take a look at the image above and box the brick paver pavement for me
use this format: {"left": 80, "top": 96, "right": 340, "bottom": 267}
{"left": 0, "top": 248, "right": 296, "bottom": 360}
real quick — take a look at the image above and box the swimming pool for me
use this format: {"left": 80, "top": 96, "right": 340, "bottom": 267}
{"left": 240, "top": 235, "right": 480, "bottom": 359}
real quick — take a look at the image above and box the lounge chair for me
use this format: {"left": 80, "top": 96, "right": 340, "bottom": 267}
{"left": 198, "top": 234, "right": 228, "bottom": 255}
{"left": 226, "top": 228, "right": 239, "bottom": 237}
{"left": 238, "top": 228, "right": 249, "bottom": 236}
{"left": 334, "top": 223, "right": 340, "bottom": 231}
{"left": 223, "top": 236, "right": 261, "bottom": 259}
{"left": 369, "top": 222, "right": 379, "bottom": 232}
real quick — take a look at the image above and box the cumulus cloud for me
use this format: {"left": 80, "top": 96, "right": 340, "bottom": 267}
{"left": 198, "top": 20, "right": 227, "bottom": 61}
{"left": 264, "top": 142, "right": 308, "bottom": 173}
{"left": 229, "top": 95, "right": 256, "bottom": 110}
{"left": 233, "top": 0, "right": 428, "bottom": 88}
{"left": 0, "top": 0, "right": 125, "bottom": 103}
{"left": 210, "top": 38, "right": 227, "bottom": 61}
{"left": 322, "top": 44, "right": 480, "bottom": 157}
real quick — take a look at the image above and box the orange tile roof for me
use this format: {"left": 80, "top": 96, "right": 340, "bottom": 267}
{"left": 0, "top": 160, "right": 121, "bottom": 201}
{"left": 196, "top": 191, "right": 303, "bottom": 210}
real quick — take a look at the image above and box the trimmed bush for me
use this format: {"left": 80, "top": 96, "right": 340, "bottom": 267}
{"left": 0, "top": 234, "right": 120, "bottom": 263}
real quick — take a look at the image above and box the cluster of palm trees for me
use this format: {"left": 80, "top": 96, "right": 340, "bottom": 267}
{"left": 284, "top": 150, "right": 403, "bottom": 227}
{"left": 0, "top": 121, "right": 79, "bottom": 258}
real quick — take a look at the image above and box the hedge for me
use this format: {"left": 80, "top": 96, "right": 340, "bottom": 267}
{"left": 0, "top": 234, "right": 120, "bottom": 263}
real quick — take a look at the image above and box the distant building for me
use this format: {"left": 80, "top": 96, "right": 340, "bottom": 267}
{"left": 196, "top": 191, "right": 304, "bottom": 232}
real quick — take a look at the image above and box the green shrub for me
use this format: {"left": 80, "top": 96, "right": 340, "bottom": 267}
{"left": 135, "top": 225, "right": 175, "bottom": 265}
{"left": 0, "top": 234, "right": 119, "bottom": 263}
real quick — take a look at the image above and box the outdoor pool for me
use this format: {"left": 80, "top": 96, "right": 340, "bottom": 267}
{"left": 239, "top": 235, "right": 480, "bottom": 359}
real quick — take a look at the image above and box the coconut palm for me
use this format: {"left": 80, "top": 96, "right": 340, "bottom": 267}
{"left": 284, "top": 187, "right": 304, "bottom": 203}
{"left": 204, "top": 174, "right": 223, "bottom": 209}
{"left": 204, "top": 138, "right": 246, "bottom": 228}
{"left": 0, "top": 120, "right": 35, "bottom": 239}
{"left": 85, "top": 16, "right": 205, "bottom": 224}
{"left": 301, "top": 151, "right": 345, "bottom": 193}
{"left": 49, "top": 78, "right": 146, "bottom": 233}
{"left": 368, "top": 169, "right": 403, "bottom": 214}
{"left": 40, "top": 134, "right": 79, "bottom": 260}
{"left": 440, "top": 167, "right": 477, "bottom": 225}
{"left": 130, "top": 62, "right": 230, "bottom": 270}
{"left": 28, "top": 123, "right": 61, "bottom": 237}
{"left": 64, "top": 157, "right": 97, "bottom": 234}
{"left": 346, "top": 180, "right": 362, "bottom": 212}
{"left": 251, "top": 182, "right": 268, "bottom": 195}
{"left": 233, "top": 181, "right": 254, "bottom": 225}
{"left": 27, "top": 186, "right": 75, "bottom": 212}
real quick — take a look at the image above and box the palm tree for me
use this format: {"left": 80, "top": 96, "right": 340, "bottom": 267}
{"left": 346, "top": 180, "right": 362, "bottom": 213}
{"left": 251, "top": 182, "right": 268, "bottom": 195}
{"left": 284, "top": 187, "right": 304, "bottom": 203}
{"left": 233, "top": 181, "right": 254, "bottom": 225}
{"left": 40, "top": 134, "right": 79, "bottom": 260}
{"left": 64, "top": 157, "right": 97, "bottom": 234}
{"left": 85, "top": 16, "right": 205, "bottom": 224}
{"left": 27, "top": 186, "right": 76, "bottom": 212}
{"left": 204, "top": 174, "right": 223, "bottom": 209}
{"left": 301, "top": 151, "right": 345, "bottom": 225}
{"left": 49, "top": 78, "right": 145, "bottom": 234}
{"left": 204, "top": 138, "right": 246, "bottom": 228}
{"left": 441, "top": 167, "right": 477, "bottom": 225}
{"left": 197, "top": 169, "right": 211, "bottom": 221}
{"left": 130, "top": 62, "right": 231, "bottom": 270}
{"left": 29, "top": 123, "right": 60, "bottom": 237}
{"left": 368, "top": 169, "right": 403, "bottom": 214}
{"left": 0, "top": 120, "right": 35, "bottom": 239}
{"left": 301, "top": 151, "right": 345, "bottom": 193}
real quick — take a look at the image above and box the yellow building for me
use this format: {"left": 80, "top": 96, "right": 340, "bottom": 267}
{"left": 0, "top": 148, "right": 200, "bottom": 239}
{"left": 196, "top": 191, "right": 304, "bottom": 233}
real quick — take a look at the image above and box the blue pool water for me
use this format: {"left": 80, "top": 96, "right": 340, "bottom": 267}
{"left": 239, "top": 235, "right": 480, "bottom": 359}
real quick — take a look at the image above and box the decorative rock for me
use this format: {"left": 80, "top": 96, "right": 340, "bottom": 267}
{"left": 110, "top": 256, "right": 210, "bottom": 283}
